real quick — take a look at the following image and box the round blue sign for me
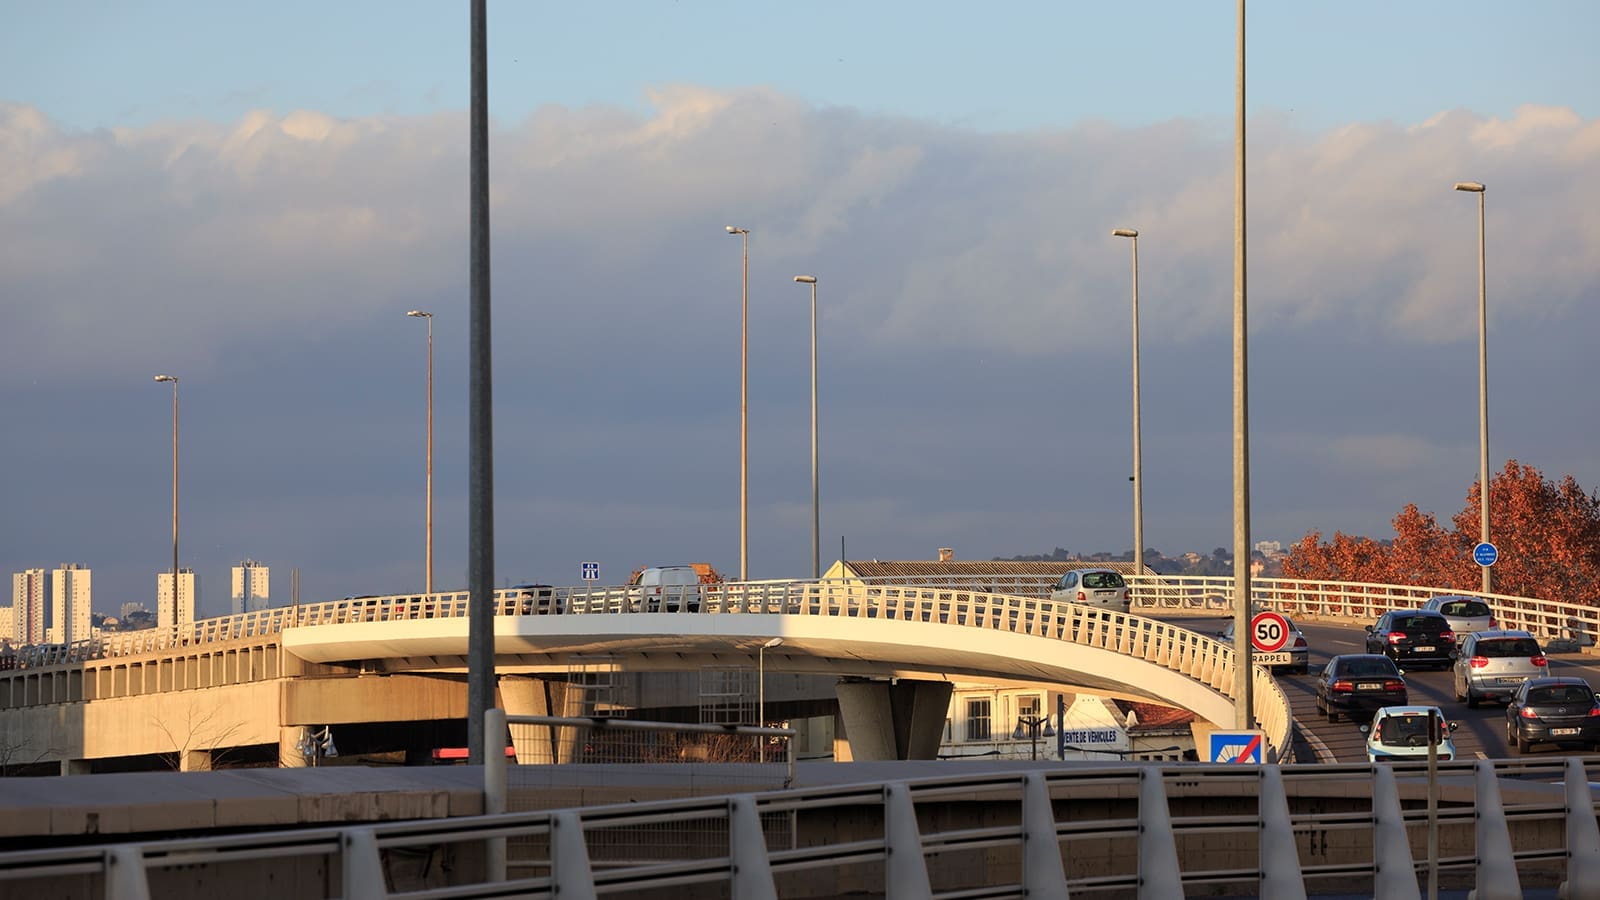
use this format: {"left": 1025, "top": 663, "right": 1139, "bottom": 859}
{"left": 1473, "top": 542, "right": 1499, "bottom": 567}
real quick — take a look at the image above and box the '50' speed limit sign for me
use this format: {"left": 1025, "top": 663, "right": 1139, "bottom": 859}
{"left": 1249, "top": 612, "right": 1291, "bottom": 653}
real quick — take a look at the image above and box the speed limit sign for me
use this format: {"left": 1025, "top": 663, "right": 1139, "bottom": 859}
{"left": 1250, "top": 611, "right": 1291, "bottom": 653}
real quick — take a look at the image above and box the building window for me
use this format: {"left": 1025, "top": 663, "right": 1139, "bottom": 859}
{"left": 966, "top": 698, "right": 991, "bottom": 742}
{"left": 1017, "top": 694, "right": 1041, "bottom": 720}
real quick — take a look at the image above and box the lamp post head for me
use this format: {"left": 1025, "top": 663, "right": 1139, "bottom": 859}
{"left": 725, "top": 225, "right": 748, "bottom": 235}
{"left": 1112, "top": 228, "right": 1139, "bottom": 238}
{"left": 406, "top": 310, "right": 432, "bottom": 318}
{"left": 154, "top": 374, "right": 177, "bottom": 383}
{"left": 1454, "top": 182, "right": 1486, "bottom": 193}
{"left": 763, "top": 637, "right": 784, "bottom": 649}
{"left": 793, "top": 275, "right": 817, "bottom": 284}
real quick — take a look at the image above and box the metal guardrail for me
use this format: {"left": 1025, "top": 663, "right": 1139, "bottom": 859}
{"left": 2, "top": 757, "right": 1597, "bottom": 899}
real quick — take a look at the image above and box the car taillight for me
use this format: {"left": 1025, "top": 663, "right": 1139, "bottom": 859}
{"left": 1387, "top": 631, "right": 1406, "bottom": 644}
{"left": 1293, "top": 636, "right": 1307, "bottom": 649}
{"left": 1488, "top": 616, "right": 1496, "bottom": 628}
{"left": 1123, "top": 589, "right": 1131, "bottom": 600}
{"left": 1533, "top": 656, "right": 1548, "bottom": 667}
{"left": 1332, "top": 680, "right": 1354, "bottom": 693}
{"left": 1521, "top": 707, "right": 1540, "bottom": 718}
{"left": 1441, "top": 629, "right": 1455, "bottom": 642}
{"left": 1469, "top": 656, "right": 1489, "bottom": 668}
{"left": 1589, "top": 707, "right": 1600, "bottom": 718}
{"left": 1077, "top": 591, "right": 1086, "bottom": 602}
{"left": 1384, "top": 679, "right": 1405, "bottom": 691}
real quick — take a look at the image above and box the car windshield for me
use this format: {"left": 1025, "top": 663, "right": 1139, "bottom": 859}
{"left": 1378, "top": 716, "right": 1439, "bottom": 747}
{"left": 1476, "top": 638, "right": 1540, "bottom": 658}
{"left": 1528, "top": 686, "right": 1595, "bottom": 706}
{"left": 1441, "top": 600, "right": 1490, "bottom": 617}
{"left": 1082, "top": 572, "right": 1125, "bottom": 589}
{"left": 1340, "top": 658, "right": 1397, "bottom": 678}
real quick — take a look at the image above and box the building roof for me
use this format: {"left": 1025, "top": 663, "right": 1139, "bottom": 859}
{"left": 1111, "top": 699, "right": 1198, "bottom": 731}
{"left": 839, "top": 560, "right": 1140, "bottom": 579}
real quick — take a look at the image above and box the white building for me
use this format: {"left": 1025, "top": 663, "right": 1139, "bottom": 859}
{"left": 938, "top": 683, "right": 1196, "bottom": 762}
{"left": 10, "top": 568, "right": 47, "bottom": 645}
{"left": 157, "top": 568, "right": 197, "bottom": 631}
{"left": 231, "top": 560, "right": 269, "bottom": 615}
{"left": 49, "top": 563, "right": 92, "bottom": 645}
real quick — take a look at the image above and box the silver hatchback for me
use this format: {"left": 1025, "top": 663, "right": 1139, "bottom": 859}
{"left": 1423, "top": 595, "right": 1496, "bottom": 634}
{"left": 1453, "top": 629, "right": 1547, "bottom": 708}
{"left": 1050, "top": 568, "right": 1131, "bottom": 613}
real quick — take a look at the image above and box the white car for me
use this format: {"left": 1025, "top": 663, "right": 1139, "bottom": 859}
{"left": 1049, "top": 568, "right": 1131, "bottom": 612}
{"left": 1362, "top": 705, "right": 1459, "bottom": 762}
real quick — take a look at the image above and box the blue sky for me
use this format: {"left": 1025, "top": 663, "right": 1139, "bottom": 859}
{"left": 2, "top": 3, "right": 1597, "bottom": 617}
{"left": 6, "top": 2, "right": 1596, "bottom": 133}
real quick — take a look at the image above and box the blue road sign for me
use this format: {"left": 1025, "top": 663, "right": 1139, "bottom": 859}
{"left": 1473, "top": 542, "right": 1499, "bottom": 567}
{"left": 1208, "top": 730, "right": 1265, "bottom": 764}
{"left": 581, "top": 561, "right": 600, "bottom": 581}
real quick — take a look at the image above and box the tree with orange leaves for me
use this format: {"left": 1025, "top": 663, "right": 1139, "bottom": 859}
{"left": 1283, "top": 460, "right": 1600, "bottom": 605}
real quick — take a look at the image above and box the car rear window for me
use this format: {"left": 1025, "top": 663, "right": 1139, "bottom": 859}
{"left": 1340, "top": 658, "right": 1399, "bottom": 677}
{"left": 1393, "top": 615, "right": 1448, "bottom": 632}
{"left": 1476, "top": 638, "right": 1540, "bottom": 658}
{"left": 1441, "top": 600, "right": 1490, "bottom": 617}
{"left": 1528, "top": 685, "right": 1595, "bottom": 705}
{"left": 1082, "top": 572, "right": 1125, "bottom": 589}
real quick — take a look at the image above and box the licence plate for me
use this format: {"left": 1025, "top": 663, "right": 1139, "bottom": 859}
{"left": 1357, "top": 682, "right": 1385, "bottom": 691}
{"left": 1496, "top": 678, "right": 1524, "bottom": 686}
{"left": 1552, "top": 727, "right": 1581, "bottom": 736}
{"left": 1414, "top": 645, "right": 1435, "bottom": 653}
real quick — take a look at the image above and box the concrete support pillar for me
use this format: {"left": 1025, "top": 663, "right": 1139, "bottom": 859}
{"left": 498, "top": 676, "right": 587, "bottom": 764}
{"left": 835, "top": 678, "right": 952, "bottom": 761}
{"left": 178, "top": 749, "right": 212, "bottom": 772}
{"left": 60, "top": 759, "right": 91, "bottom": 776}
{"left": 279, "top": 726, "right": 309, "bottom": 768}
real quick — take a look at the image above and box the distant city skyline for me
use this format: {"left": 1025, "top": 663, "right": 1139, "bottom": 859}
{"left": 2, "top": 4, "right": 1595, "bottom": 612}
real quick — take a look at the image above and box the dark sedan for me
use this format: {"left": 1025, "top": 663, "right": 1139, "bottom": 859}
{"left": 1507, "top": 677, "right": 1600, "bottom": 753}
{"left": 1365, "top": 609, "right": 1456, "bottom": 670}
{"left": 1315, "top": 654, "right": 1408, "bottom": 723}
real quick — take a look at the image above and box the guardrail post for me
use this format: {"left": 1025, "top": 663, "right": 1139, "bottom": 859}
{"left": 105, "top": 845, "right": 151, "bottom": 900}
{"left": 1137, "top": 768, "right": 1182, "bottom": 899}
{"left": 484, "top": 706, "right": 507, "bottom": 882}
{"left": 884, "top": 782, "right": 933, "bottom": 899}
{"left": 1371, "top": 765, "right": 1421, "bottom": 900}
{"left": 341, "top": 827, "right": 387, "bottom": 900}
{"left": 1471, "top": 758, "right": 1522, "bottom": 900}
{"left": 550, "top": 811, "right": 598, "bottom": 900}
{"left": 1561, "top": 757, "right": 1600, "bottom": 900}
{"left": 1022, "top": 773, "right": 1070, "bottom": 897}
{"left": 729, "top": 796, "right": 779, "bottom": 900}
{"left": 1258, "top": 765, "right": 1307, "bottom": 899}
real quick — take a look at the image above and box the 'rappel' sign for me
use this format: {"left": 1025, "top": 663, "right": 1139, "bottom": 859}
{"left": 1249, "top": 611, "right": 1291, "bottom": 653}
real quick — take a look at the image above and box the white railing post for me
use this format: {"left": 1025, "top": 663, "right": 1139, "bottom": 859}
{"left": 1472, "top": 759, "right": 1523, "bottom": 900}
{"left": 341, "top": 827, "right": 387, "bottom": 900}
{"left": 884, "top": 782, "right": 933, "bottom": 899}
{"left": 1022, "top": 773, "right": 1070, "bottom": 896}
{"left": 550, "top": 811, "right": 598, "bottom": 900}
{"left": 1137, "top": 768, "right": 1182, "bottom": 899}
{"left": 1370, "top": 765, "right": 1422, "bottom": 900}
{"left": 729, "top": 796, "right": 779, "bottom": 900}
{"left": 1258, "top": 765, "right": 1307, "bottom": 899}
{"left": 1561, "top": 757, "right": 1600, "bottom": 900}
{"left": 104, "top": 845, "right": 151, "bottom": 900}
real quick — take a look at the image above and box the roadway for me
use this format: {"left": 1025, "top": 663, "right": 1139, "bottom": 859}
{"left": 1169, "top": 615, "right": 1600, "bottom": 761}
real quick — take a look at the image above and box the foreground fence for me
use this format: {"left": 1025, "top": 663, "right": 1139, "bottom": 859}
{"left": 3, "top": 756, "right": 1598, "bottom": 899}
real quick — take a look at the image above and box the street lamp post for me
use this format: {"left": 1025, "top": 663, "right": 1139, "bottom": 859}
{"left": 1454, "top": 181, "right": 1491, "bottom": 595}
{"left": 726, "top": 226, "right": 751, "bottom": 582}
{"left": 154, "top": 375, "right": 180, "bottom": 625}
{"left": 1012, "top": 714, "right": 1055, "bottom": 762}
{"left": 406, "top": 310, "right": 435, "bottom": 594}
{"left": 1111, "top": 229, "right": 1144, "bottom": 579}
{"left": 793, "top": 275, "right": 820, "bottom": 579}
{"left": 758, "top": 637, "right": 783, "bottom": 762}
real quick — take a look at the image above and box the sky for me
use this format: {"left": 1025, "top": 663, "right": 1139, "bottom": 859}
{"left": 3, "top": 2, "right": 1598, "bottom": 619}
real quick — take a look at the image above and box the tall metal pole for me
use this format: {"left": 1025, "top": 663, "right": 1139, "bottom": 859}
{"left": 1113, "top": 230, "right": 1143, "bottom": 578}
{"left": 726, "top": 226, "right": 751, "bottom": 581}
{"left": 466, "top": 0, "right": 496, "bottom": 765}
{"left": 1232, "top": 0, "right": 1254, "bottom": 730}
{"left": 1456, "top": 182, "right": 1491, "bottom": 596}
{"left": 795, "top": 275, "right": 820, "bottom": 579}
{"left": 408, "top": 310, "right": 435, "bottom": 595}
{"left": 155, "top": 375, "right": 180, "bottom": 626}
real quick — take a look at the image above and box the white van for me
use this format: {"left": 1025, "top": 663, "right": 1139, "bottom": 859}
{"left": 633, "top": 566, "right": 703, "bottom": 612}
